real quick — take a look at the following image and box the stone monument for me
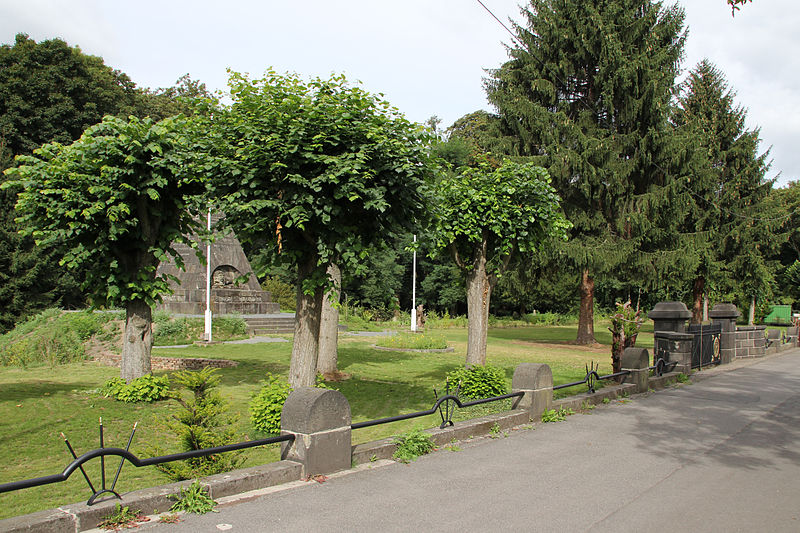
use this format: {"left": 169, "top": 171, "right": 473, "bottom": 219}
{"left": 157, "top": 213, "right": 279, "bottom": 315}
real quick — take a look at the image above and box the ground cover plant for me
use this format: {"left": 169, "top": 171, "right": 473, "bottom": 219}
{"left": 0, "top": 320, "right": 647, "bottom": 520}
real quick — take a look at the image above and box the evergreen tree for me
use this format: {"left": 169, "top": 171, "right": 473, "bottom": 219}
{"left": 673, "top": 60, "right": 777, "bottom": 322}
{"left": 485, "top": 0, "right": 686, "bottom": 343}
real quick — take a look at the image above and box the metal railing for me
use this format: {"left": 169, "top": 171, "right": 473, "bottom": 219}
{"left": 553, "top": 362, "right": 630, "bottom": 394}
{"left": 0, "top": 419, "right": 293, "bottom": 505}
{"left": 351, "top": 388, "right": 525, "bottom": 431}
{"left": 649, "top": 357, "right": 678, "bottom": 377}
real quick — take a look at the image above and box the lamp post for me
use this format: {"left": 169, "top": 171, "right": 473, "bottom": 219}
{"left": 410, "top": 234, "right": 417, "bottom": 332}
{"left": 204, "top": 207, "right": 212, "bottom": 342}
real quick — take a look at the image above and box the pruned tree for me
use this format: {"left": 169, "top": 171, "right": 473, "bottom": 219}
{"left": 213, "top": 70, "right": 436, "bottom": 387}
{"left": 430, "top": 157, "right": 569, "bottom": 367}
{"left": 3, "top": 115, "right": 206, "bottom": 381}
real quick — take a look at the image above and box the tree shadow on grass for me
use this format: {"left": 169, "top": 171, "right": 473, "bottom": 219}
{"left": 0, "top": 380, "right": 96, "bottom": 403}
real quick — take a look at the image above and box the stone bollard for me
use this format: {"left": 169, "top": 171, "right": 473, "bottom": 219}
{"left": 621, "top": 347, "right": 650, "bottom": 393}
{"left": 511, "top": 363, "right": 553, "bottom": 421}
{"left": 280, "top": 387, "right": 352, "bottom": 476}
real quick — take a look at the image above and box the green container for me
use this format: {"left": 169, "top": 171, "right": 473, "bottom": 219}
{"left": 764, "top": 304, "right": 792, "bottom": 325}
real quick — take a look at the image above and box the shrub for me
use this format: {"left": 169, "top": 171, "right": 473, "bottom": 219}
{"left": 214, "top": 315, "right": 247, "bottom": 337}
{"left": 250, "top": 373, "right": 293, "bottom": 435}
{"left": 249, "top": 373, "right": 329, "bottom": 435}
{"left": 522, "top": 312, "right": 577, "bottom": 326}
{"left": 0, "top": 309, "right": 109, "bottom": 367}
{"left": 445, "top": 365, "right": 508, "bottom": 399}
{"left": 261, "top": 276, "right": 296, "bottom": 311}
{"left": 375, "top": 332, "right": 448, "bottom": 350}
{"left": 392, "top": 428, "right": 436, "bottom": 463}
{"left": 101, "top": 374, "right": 172, "bottom": 403}
{"left": 154, "top": 367, "right": 244, "bottom": 481}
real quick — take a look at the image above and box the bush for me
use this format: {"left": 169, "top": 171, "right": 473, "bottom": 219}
{"left": 445, "top": 365, "right": 508, "bottom": 399}
{"left": 375, "top": 332, "right": 448, "bottom": 350}
{"left": 249, "top": 373, "right": 329, "bottom": 435}
{"left": 0, "top": 309, "right": 111, "bottom": 367}
{"left": 522, "top": 312, "right": 577, "bottom": 326}
{"left": 261, "top": 276, "right": 296, "bottom": 311}
{"left": 250, "top": 373, "right": 293, "bottom": 435}
{"left": 101, "top": 374, "right": 172, "bottom": 403}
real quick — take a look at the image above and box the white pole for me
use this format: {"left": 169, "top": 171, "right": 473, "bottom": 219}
{"left": 204, "top": 207, "right": 213, "bottom": 342}
{"left": 411, "top": 234, "right": 417, "bottom": 332}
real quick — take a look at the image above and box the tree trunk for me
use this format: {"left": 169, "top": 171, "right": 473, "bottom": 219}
{"left": 703, "top": 296, "right": 709, "bottom": 322}
{"left": 122, "top": 298, "right": 152, "bottom": 382}
{"left": 465, "top": 252, "right": 492, "bottom": 367}
{"left": 576, "top": 269, "right": 596, "bottom": 344}
{"left": 691, "top": 276, "right": 705, "bottom": 324}
{"left": 289, "top": 255, "right": 324, "bottom": 388}
{"left": 749, "top": 296, "right": 756, "bottom": 326}
{"left": 317, "top": 263, "right": 341, "bottom": 376}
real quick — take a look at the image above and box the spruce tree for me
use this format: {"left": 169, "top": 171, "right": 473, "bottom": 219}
{"left": 485, "top": 0, "right": 686, "bottom": 343}
{"left": 673, "top": 60, "right": 776, "bottom": 322}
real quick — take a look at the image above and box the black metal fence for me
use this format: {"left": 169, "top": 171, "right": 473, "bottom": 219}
{"left": 1, "top": 361, "right": 657, "bottom": 507}
{"left": 552, "top": 362, "right": 630, "bottom": 394}
{"left": 0, "top": 424, "right": 293, "bottom": 506}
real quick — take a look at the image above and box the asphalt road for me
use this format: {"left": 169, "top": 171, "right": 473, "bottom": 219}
{"left": 135, "top": 350, "right": 800, "bottom": 533}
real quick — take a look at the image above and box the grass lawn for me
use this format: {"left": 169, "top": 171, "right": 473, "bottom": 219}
{"left": 0, "top": 321, "right": 650, "bottom": 519}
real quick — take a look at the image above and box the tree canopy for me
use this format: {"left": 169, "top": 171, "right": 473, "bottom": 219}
{"left": 213, "top": 70, "right": 437, "bottom": 387}
{"left": 3, "top": 115, "right": 207, "bottom": 379}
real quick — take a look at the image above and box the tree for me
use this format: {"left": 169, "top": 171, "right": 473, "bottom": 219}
{"left": 728, "top": 0, "right": 752, "bottom": 14}
{"left": 3, "top": 115, "right": 206, "bottom": 380}
{"left": 214, "top": 71, "right": 436, "bottom": 387}
{"left": 0, "top": 34, "right": 139, "bottom": 166}
{"left": 485, "top": 0, "right": 686, "bottom": 343}
{"left": 0, "top": 34, "right": 144, "bottom": 329}
{"left": 431, "top": 157, "right": 569, "bottom": 366}
{"left": 673, "top": 60, "right": 776, "bottom": 322}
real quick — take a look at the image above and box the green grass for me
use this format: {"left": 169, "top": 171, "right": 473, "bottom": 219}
{"left": 0, "top": 321, "right": 634, "bottom": 519}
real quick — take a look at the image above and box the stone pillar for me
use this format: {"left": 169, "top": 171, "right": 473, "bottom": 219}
{"left": 280, "top": 387, "right": 351, "bottom": 476}
{"left": 709, "top": 303, "right": 740, "bottom": 364}
{"left": 511, "top": 363, "right": 553, "bottom": 421}
{"left": 621, "top": 347, "right": 650, "bottom": 393}
{"left": 648, "top": 301, "right": 692, "bottom": 334}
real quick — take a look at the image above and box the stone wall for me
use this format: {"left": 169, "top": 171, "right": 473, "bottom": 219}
{"left": 735, "top": 325, "right": 766, "bottom": 358}
{"left": 92, "top": 352, "right": 237, "bottom": 371}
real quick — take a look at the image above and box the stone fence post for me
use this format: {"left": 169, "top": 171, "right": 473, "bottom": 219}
{"left": 280, "top": 387, "right": 352, "bottom": 476}
{"left": 709, "top": 303, "right": 739, "bottom": 364}
{"left": 621, "top": 347, "right": 650, "bottom": 393}
{"left": 653, "top": 331, "right": 693, "bottom": 374}
{"left": 511, "top": 363, "right": 553, "bottom": 420}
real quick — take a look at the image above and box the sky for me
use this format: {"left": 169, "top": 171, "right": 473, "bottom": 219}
{"left": 1, "top": 0, "right": 796, "bottom": 186}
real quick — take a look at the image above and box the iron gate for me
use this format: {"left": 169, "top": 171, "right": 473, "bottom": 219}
{"left": 688, "top": 323, "right": 721, "bottom": 369}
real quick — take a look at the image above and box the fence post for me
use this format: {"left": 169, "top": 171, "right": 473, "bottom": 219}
{"left": 622, "top": 347, "right": 649, "bottom": 393}
{"left": 511, "top": 363, "right": 553, "bottom": 421}
{"left": 280, "top": 387, "right": 352, "bottom": 477}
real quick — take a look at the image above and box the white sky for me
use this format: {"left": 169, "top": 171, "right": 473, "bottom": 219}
{"left": 1, "top": 0, "right": 796, "bottom": 186}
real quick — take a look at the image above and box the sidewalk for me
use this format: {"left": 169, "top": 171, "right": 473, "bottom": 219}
{"left": 128, "top": 349, "right": 800, "bottom": 533}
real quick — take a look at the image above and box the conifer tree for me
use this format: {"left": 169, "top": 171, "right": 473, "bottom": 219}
{"left": 673, "top": 60, "right": 776, "bottom": 322}
{"left": 485, "top": 0, "right": 686, "bottom": 343}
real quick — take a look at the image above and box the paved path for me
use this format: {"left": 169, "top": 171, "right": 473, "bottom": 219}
{"left": 136, "top": 351, "right": 800, "bottom": 533}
